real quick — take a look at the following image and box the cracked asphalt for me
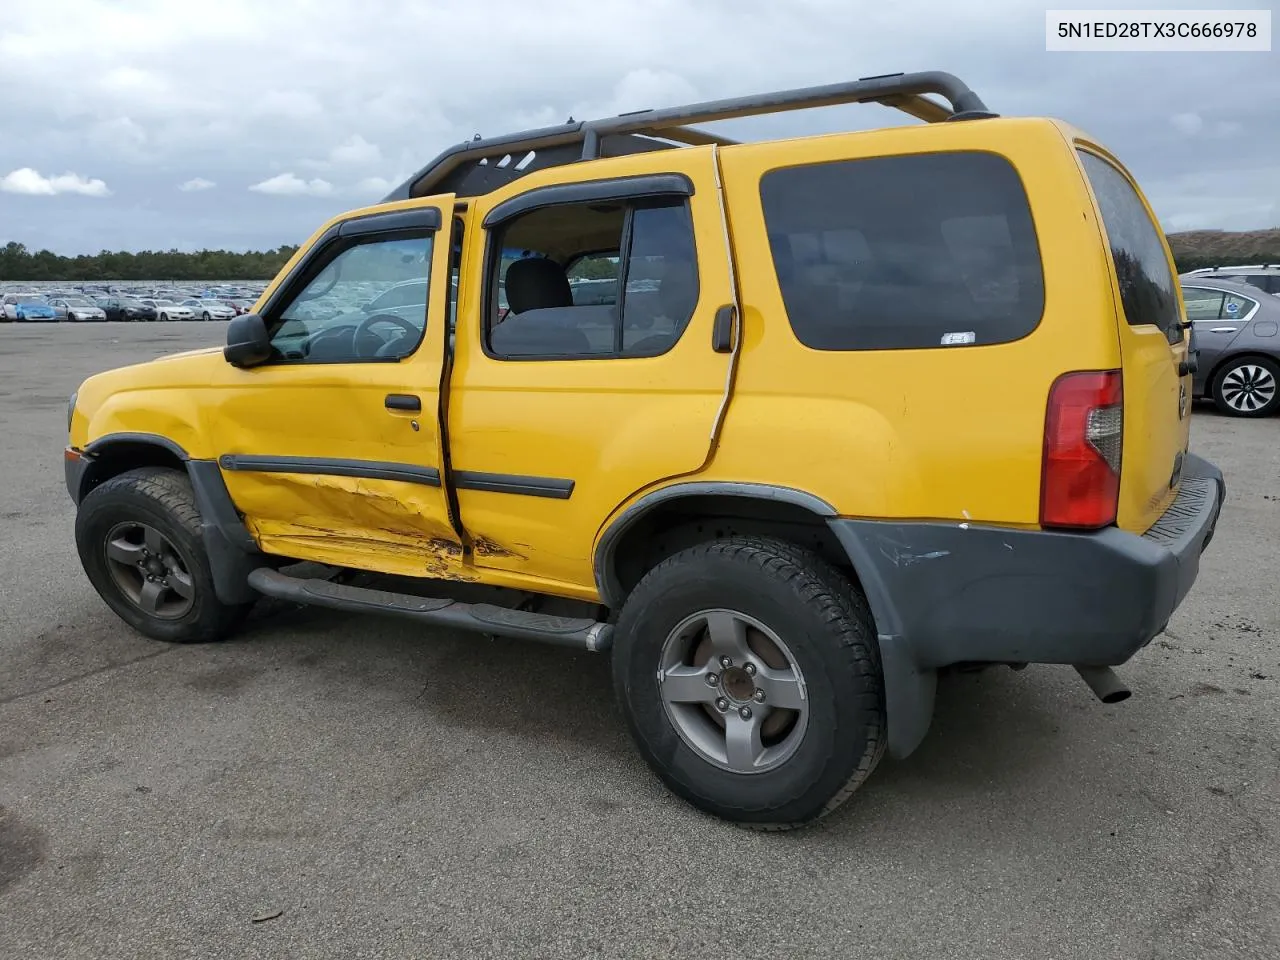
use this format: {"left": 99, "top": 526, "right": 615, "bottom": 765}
{"left": 1, "top": 323, "right": 1277, "bottom": 959}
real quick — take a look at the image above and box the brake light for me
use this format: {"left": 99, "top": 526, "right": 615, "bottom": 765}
{"left": 1041, "top": 370, "right": 1123, "bottom": 529}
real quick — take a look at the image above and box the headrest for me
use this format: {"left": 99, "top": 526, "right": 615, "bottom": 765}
{"left": 505, "top": 258, "right": 571, "bottom": 314}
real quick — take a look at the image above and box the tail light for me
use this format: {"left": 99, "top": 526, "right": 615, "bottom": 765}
{"left": 1041, "top": 370, "right": 1123, "bottom": 529}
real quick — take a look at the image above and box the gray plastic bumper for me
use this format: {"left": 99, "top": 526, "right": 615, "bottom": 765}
{"left": 829, "top": 452, "right": 1225, "bottom": 759}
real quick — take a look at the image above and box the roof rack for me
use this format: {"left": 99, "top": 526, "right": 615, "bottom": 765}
{"left": 383, "top": 70, "right": 994, "bottom": 202}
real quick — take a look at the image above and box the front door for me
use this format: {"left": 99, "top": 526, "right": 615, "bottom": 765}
{"left": 205, "top": 199, "right": 463, "bottom": 579}
{"left": 446, "top": 149, "right": 737, "bottom": 598}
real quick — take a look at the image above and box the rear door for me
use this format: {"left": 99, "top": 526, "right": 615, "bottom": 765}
{"left": 446, "top": 148, "right": 736, "bottom": 596}
{"left": 1076, "top": 147, "right": 1191, "bottom": 533}
{"left": 1182, "top": 284, "right": 1255, "bottom": 375}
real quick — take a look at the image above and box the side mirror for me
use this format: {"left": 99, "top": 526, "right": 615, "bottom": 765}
{"left": 224, "top": 313, "right": 271, "bottom": 368}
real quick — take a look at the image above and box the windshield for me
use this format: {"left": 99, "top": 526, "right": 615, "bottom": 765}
{"left": 152, "top": 300, "right": 175, "bottom": 307}
{"left": 65, "top": 298, "right": 93, "bottom": 306}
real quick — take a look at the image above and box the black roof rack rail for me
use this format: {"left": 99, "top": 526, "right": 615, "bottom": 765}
{"left": 383, "top": 70, "right": 994, "bottom": 202}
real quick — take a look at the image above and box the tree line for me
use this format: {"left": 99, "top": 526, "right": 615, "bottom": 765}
{"left": 0, "top": 241, "right": 300, "bottom": 282}
{"left": 2, "top": 231, "right": 1277, "bottom": 282}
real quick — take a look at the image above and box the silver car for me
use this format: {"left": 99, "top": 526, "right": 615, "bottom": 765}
{"left": 140, "top": 299, "right": 195, "bottom": 322}
{"left": 49, "top": 296, "right": 108, "bottom": 322}
{"left": 1184, "top": 276, "right": 1280, "bottom": 417}
{"left": 1182, "top": 264, "right": 1280, "bottom": 297}
{"left": 181, "top": 298, "right": 237, "bottom": 321}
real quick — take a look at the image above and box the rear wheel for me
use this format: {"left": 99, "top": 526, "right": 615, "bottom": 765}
{"left": 1213, "top": 356, "right": 1280, "bottom": 417}
{"left": 201, "top": 311, "right": 210, "bottom": 321}
{"left": 75, "top": 467, "right": 253, "bottom": 643}
{"left": 159, "top": 313, "right": 169, "bottom": 322}
{"left": 612, "top": 536, "right": 885, "bottom": 829}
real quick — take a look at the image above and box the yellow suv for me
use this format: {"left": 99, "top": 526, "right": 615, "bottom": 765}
{"left": 65, "top": 72, "right": 1224, "bottom": 827}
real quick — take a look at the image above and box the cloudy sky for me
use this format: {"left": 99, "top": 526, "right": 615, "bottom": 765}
{"left": 0, "top": 0, "right": 1275, "bottom": 254}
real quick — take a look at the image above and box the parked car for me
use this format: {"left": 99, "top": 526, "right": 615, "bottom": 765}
{"left": 12, "top": 299, "right": 57, "bottom": 322}
{"left": 219, "top": 299, "right": 254, "bottom": 315}
{"left": 64, "top": 70, "right": 1223, "bottom": 829}
{"left": 140, "top": 299, "right": 194, "bottom": 322}
{"left": 1182, "top": 276, "right": 1280, "bottom": 416}
{"left": 180, "top": 298, "right": 237, "bottom": 321}
{"left": 49, "top": 296, "right": 108, "bottom": 322}
{"left": 102, "top": 299, "right": 159, "bottom": 322}
{"left": 1182, "top": 264, "right": 1280, "bottom": 297}
{"left": 2, "top": 293, "right": 47, "bottom": 321}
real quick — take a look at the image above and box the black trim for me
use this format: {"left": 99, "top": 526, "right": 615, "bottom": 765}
{"left": 593, "top": 482, "right": 837, "bottom": 606}
{"left": 339, "top": 206, "right": 441, "bottom": 237}
{"left": 218, "top": 454, "right": 441, "bottom": 487}
{"left": 712, "top": 304, "right": 735, "bottom": 352}
{"left": 384, "top": 393, "right": 422, "bottom": 412}
{"left": 453, "top": 470, "right": 574, "bottom": 499}
{"left": 83, "top": 432, "right": 189, "bottom": 461}
{"left": 483, "top": 174, "right": 694, "bottom": 228}
{"left": 188, "top": 458, "right": 264, "bottom": 604}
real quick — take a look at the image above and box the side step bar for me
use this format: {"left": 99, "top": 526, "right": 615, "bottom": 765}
{"left": 247, "top": 568, "right": 613, "bottom": 652}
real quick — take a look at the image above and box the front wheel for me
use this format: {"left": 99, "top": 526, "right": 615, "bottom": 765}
{"left": 159, "top": 313, "right": 169, "bottom": 322}
{"left": 201, "top": 312, "right": 210, "bottom": 321}
{"left": 1213, "top": 356, "right": 1280, "bottom": 417}
{"left": 612, "top": 536, "right": 885, "bottom": 829}
{"left": 75, "top": 467, "right": 253, "bottom": 642}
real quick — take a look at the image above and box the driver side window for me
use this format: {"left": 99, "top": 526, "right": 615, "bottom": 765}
{"left": 270, "top": 233, "right": 433, "bottom": 363}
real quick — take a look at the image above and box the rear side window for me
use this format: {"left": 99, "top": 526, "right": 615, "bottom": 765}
{"left": 1078, "top": 151, "right": 1181, "bottom": 345}
{"left": 759, "top": 151, "right": 1045, "bottom": 351}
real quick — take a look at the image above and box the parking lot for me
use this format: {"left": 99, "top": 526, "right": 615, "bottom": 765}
{"left": 1, "top": 322, "right": 1277, "bottom": 959}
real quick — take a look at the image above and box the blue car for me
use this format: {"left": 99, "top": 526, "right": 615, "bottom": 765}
{"left": 14, "top": 300, "right": 58, "bottom": 322}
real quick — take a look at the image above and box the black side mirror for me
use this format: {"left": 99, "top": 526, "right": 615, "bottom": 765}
{"left": 224, "top": 313, "right": 271, "bottom": 368}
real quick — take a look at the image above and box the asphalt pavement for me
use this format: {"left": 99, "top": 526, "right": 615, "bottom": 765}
{"left": 1, "top": 323, "right": 1277, "bottom": 959}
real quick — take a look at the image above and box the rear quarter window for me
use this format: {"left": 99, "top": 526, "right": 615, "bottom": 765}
{"left": 759, "top": 151, "right": 1045, "bottom": 351}
{"left": 1078, "top": 151, "right": 1182, "bottom": 345}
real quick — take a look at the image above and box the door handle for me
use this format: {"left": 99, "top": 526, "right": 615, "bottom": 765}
{"left": 1209, "top": 327, "right": 1238, "bottom": 333}
{"left": 385, "top": 394, "right": 421, "bottom": 412}
{"left": 712, "top": 305, "right": 736, "bottom": 353}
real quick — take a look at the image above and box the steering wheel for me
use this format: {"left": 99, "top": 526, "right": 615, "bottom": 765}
{"left": 354, "top": 313, "right": 421, "bottom": 358}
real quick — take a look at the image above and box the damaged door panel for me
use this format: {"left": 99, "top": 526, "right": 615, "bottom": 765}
{"left": 203, "top": 196, "right": 463, "bottom": 579}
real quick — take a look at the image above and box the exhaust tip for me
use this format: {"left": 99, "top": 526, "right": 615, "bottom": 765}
{"left": 1074, "top": 665, "right": 1132, "bottom": 704}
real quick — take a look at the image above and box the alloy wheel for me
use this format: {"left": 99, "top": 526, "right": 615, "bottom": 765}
{"left": 658, "top": 608, "right": 809, "bottom": 774}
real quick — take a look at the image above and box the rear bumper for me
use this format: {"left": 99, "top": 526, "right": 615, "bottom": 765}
{"left": 830, "top": 452, "right": 1224, "bottom": 756}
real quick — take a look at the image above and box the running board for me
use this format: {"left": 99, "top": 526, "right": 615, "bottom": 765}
{"left": 247, "top": 568, "right": 613, "bottom": 652}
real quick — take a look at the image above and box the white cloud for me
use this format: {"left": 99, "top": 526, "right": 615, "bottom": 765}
{"left": 354, "top": 175, "right": 393, "bottom": 195}
{"left": 178, "top": 177, "right": 216, "bottom": 192}
{"left": 1170, "top": 112, "right": 1204, "bottom": 136}
{"left": 248, "top": 172, "right": 334, "bottom": 197}
{"left": 0, "top": 167, "right": 111, "bottom": 196}
{"left": 330, "top": 135, "right": 382, "bottom": 166}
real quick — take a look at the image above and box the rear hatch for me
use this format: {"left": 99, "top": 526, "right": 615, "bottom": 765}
{"left": 1076, "top": 145, "right": 1192, "bottom": 534}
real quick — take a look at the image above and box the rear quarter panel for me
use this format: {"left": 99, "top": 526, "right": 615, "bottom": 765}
{"left": 711, "top": 118, "right": 1120, "bottom": 526}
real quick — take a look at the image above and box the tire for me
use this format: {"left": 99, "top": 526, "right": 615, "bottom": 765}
{"left": 612, "top": 536, "right": 885, "bottom": 829}
{"left": 75, "top": 467, "right": 253, "bottom": 643}
{"left": 159, "top": 313, "right": 169, "bottom": 322}
{"left": 68, "top": 313, "right": 76, "bottom": 322}
{"left": 1212, "top": 356, "right": 1280, "bottom": 417}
